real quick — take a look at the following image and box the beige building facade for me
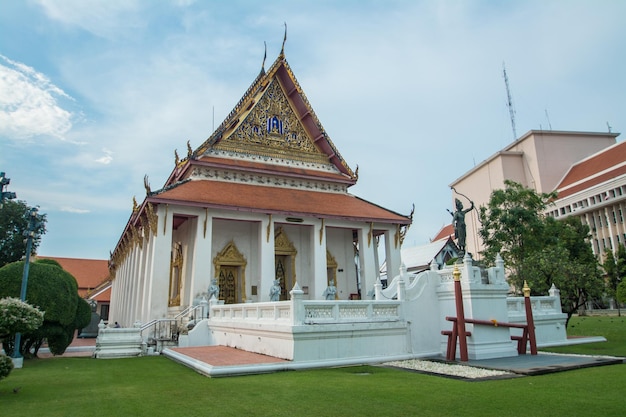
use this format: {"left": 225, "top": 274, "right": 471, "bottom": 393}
{"left": 449, "top": 130, "right": 619, "bottom": 259}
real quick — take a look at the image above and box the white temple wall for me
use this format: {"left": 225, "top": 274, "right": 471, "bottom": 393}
{"left": 148, "top": 204, "right": 175, "bottom": 320}
{"left": 190, "top": 214, "right": 213, "bottom": 307}
{"left": 212, "top": 218, "right": 259, "bottom": 301}
{"left": 326, "top": 227, "right": 358, "bottom": 299}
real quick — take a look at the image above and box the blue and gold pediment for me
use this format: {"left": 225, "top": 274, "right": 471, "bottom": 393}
{"left": 214, "top": 78, "right": 327, "bottom": 164}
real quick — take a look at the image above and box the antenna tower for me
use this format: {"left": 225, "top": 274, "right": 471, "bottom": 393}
{"left": 502, "top": 63, "right": 517, "bottom": 140}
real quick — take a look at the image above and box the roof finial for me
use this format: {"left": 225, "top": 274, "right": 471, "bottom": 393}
{"left": 280, "top": 22, "right": 287, "bottom": 56}
{"left": 262, "top": 41, "right": 267, "bottom": 71}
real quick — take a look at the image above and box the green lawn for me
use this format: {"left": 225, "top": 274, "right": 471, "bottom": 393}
{"left": 1, "top": 316, "right": 624, "bottom": 417}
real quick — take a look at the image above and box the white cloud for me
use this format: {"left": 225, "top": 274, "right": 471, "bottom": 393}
{"left": 34, "top": 0, "right": 144, "bottom": 39}
{"left": 60, "top": 206, "right": 90, "bottom": 214}
{"left": 0, "top": 55, "right": 74, "bottom": 140}
{"left": 95, "top": 148, "right": 113, "bottom": 165}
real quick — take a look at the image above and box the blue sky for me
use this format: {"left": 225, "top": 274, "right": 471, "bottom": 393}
{"left": 1, "top": 0, "right": 625, "bottom": 260}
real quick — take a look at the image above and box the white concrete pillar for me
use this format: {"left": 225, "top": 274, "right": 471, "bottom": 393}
{"left": 312, "top": 219, "right": 328, "bottom": 299}
{"left": 259, "top": 216, "right": 275, "bottom": 301}
{"left": 147, "top": 204, "right": 174, "bottom": 319}
{"left": 358, "top": 225, "right": 377, "bottom": 299}
{"left": 384, "top": 227, "right": 401, "bottom": 283}
{"left": 190, "top": 213, "right": 213, "bottom": 303}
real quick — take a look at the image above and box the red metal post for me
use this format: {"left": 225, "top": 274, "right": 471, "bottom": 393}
{"left": 523, "top": 281, "right": 538, "bottom": 355}
{"left": 453, "top": 265, "right": 469, "bottom": 361}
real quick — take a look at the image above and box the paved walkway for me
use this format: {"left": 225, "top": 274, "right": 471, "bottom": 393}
{"left": 465, "top": 352, "right": 624, "bottom": 376}
{"left": 169, "top": 346, "right": 288, "bottom": 366}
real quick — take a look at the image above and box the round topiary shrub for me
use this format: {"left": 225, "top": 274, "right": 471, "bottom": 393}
{"left": 0, "top": 354, "right": 14, "bottom": 381}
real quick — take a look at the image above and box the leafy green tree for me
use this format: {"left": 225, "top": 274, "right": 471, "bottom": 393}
{"left": 0, "top": 297, "right": 44, "bottom": 339}
{"left": 603, "top": 244, "right": 625, "bottom": 316}
{"left": 479, "top": 181, "right": 603, "bottom": 326}
{"left": 0, "top": 200, "right": 47, "bottom": 268}
{"left": 523, "top": 217, "right": 603, "bottom": 325}
{"left": 478, "top": 180, "right": 557, "bottom": 292}
{"left": 0, "top": 260, "right": 90, "bottom": 357}
{"left": 0, "top": 297, "right": 44, "bottom": 381}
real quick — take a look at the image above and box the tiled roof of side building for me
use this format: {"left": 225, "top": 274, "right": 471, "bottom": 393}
{"left": 37, "top": 256, "right": 109, "bottom": 296}
{"left": 556, "top": 140, "right": 626, "bottom": 191}
{"left": 149, "top": 180, "right": 411, "bottom": 224}
{"left": 432, "top": 224, "right": 454, "bottom": 241}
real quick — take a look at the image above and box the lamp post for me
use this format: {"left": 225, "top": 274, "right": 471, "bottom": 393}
{"left": 0, "top": 171, "right": 17, "bottom": 207}
{"left": 12, "top": 207, "right": 41, "bottom": 361}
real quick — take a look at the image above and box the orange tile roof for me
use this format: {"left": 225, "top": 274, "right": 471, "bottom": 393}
{"left": 37, "top": 256, "right": 109, "bottom": 298}
{"left": 149, "top": 180, "right": 410, "bottom": 224}
{"left": 432, "top": 224, "right": 454, "bottom": 241}
{"left": 556, "top": 141, "right": 626, "bottom": 198}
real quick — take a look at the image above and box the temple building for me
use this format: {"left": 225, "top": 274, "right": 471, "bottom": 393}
{"left": 108, "top": 49, "right": 412, "bottom": 326}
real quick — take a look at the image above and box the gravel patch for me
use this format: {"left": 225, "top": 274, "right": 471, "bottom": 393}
{"left": 383, "top": 359, "right": 514, "bottom": 380}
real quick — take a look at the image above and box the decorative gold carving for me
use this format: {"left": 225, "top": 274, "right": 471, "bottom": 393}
{"left": 394, "top": 224, "right": 400, "bottom": 249}
{"left": 213, "top": 241, "right": 248, "bottom": 303}
{"left": 319, "top": 218, "right": 325, "bottom": 245}
{"left": 266, "top": 214, "right": 272, "bottom": 243}
{"left": 168, "top": 242, "right": 184, "bottom": 306}
{"left": 174, "top": 149, "right": 180, "bottom": 166}
{"left": 399, "top": 204, "right": 414, "bottom": 246}
{"left": 367, "top": 222, "right": 373, "bottom": 248}
{"left": 132, "top": 196, "right": 139, "bottom": 213}
{"left": 187, "top": 140, "right": 193, "bottom": 158}
{"left": 214, "top": 79, "right": 329, "bottom": 164}
{"left": 143, "top": 175, "right": 151, "bottom": 195}
{"left": 146, "top": 203, "right": 158, "bottom": 237}
{"left": 203, "top": 208, "right": 208, "bottom": 238}
{"left": 163, "top": 204, "right": 168, "bottom": 235}
{"left": 326, "top": 250, "right": 338, "bottom": 298}
{"left": 274, "top": 226, "right": 297, "bottom": 255}
{"left": 274, "top": 227, "right": 297, "bottom": 299}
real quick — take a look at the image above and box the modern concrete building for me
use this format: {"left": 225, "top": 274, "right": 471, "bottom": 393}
{"left": 449, "top": 130, "right": 619, "bottom": 259}
{"left": 548, "top": 140, "right": 626, "bottom": 259}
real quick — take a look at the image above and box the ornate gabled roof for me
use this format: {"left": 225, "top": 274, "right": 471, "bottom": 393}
{"left": 191, "top": 52, "right": 356, "bottom": 181}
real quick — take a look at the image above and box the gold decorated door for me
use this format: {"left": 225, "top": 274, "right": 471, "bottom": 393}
{"left": 218, "top": 266, "right": 239, "bottom": 304}
{"left": 275, "top": 255, "right": 293, "bottom": 301}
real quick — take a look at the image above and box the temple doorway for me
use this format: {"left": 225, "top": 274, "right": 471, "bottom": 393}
{"left": 275, "top": 227, "right": 297, "bottom": 301}
{"left": 213, "top": 241, "right": 247, "bottom": 304}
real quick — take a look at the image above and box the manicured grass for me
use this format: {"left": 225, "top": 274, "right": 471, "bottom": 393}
{"left": 1, "top": 316, "right": 624, "bottom": 417}
{"left": 544, "top": 315, "right": 626, "bottom": 356}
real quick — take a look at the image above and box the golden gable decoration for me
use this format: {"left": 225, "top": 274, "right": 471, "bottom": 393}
{"left": 214, "top": 79, "right": 328, "bottom": 164}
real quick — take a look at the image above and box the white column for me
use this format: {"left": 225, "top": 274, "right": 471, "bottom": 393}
{"left": 358, "top": 225, "right": 377, "bottom": 299}
{"left": 190, "top": 213, "right": 213, "bottom": 304}
{"left": 259, "top": 216, "right": 275, "bottom": 301}
{"left": 147, "top": 204, "right": 174, "bottom": 319}
{"left": 311, "top": 219, "right": 328, "bottom": 299}
{"left": 140, "top": 233, "right": 156, "bottom": 323}
{"left": 384, "top": 227, "right": 401, "bottom": 283}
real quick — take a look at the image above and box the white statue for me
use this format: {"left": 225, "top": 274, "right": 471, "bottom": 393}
{"left": 323, "top": 280, "right": 337, "bottom": 300}
{"left": 208, "top": 278, "right": 219, "bottom": 300}
{"left": 269, "top": 279, "right": 282, "bottom": 301}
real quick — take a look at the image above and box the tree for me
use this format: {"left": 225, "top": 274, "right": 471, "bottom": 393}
{"left": 0, "top": 200, "right": 47, "bottom": 268}
{"left": 479, "top": 181, "right": 604, "bottom": 326}
{"left": 603, "top": 244, "right": 625, "bottom": 316}
{"left": 0, "top": 297, "right": 44, "bottom": 339}
{"left": 0, "top": 260, "right": 90, "bottom": 357}
{"left": 0, "top": 297, "right": 44, "bottom": 382}
{"left": 478, "top": 180, "right": 557, "bottom": 292}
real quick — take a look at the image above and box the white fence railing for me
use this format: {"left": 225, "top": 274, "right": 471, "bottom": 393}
{"left": 210, "top": 299, "right": 401, "bottom": 325}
